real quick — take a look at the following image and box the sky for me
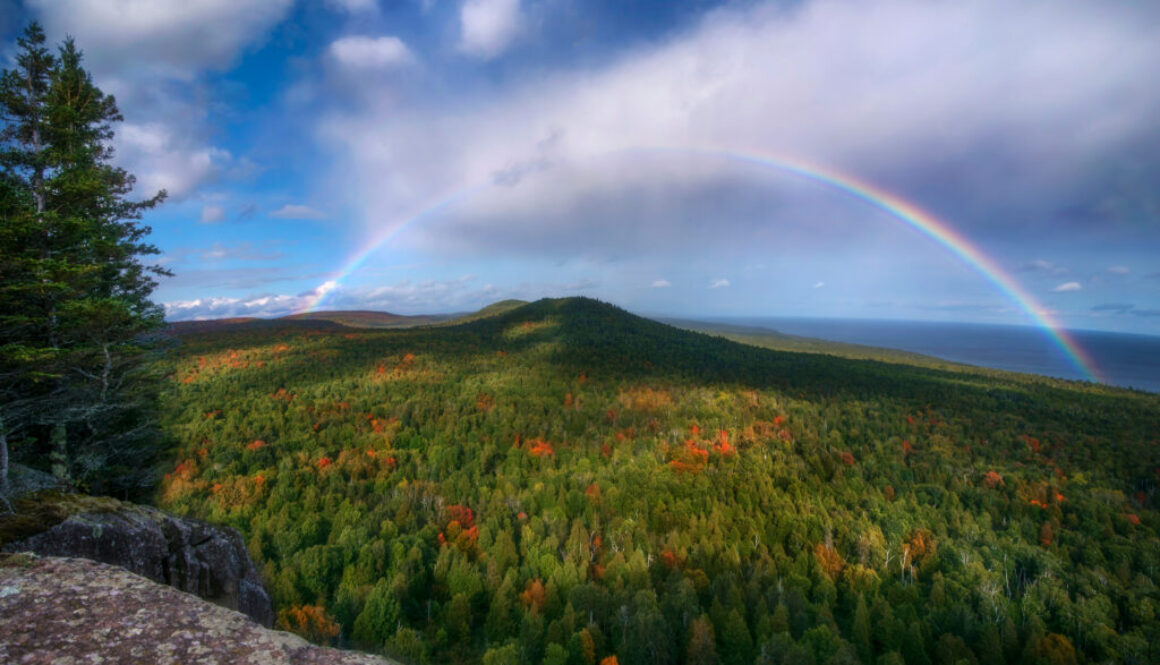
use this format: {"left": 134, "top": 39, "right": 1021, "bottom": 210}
{"left": 2, "top": 0, "right": 1159, "bottom": 333}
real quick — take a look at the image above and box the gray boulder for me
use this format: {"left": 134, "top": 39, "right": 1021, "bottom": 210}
{"left": 2, "top": 494, "right": 274, "bottom": 626}
{"left": 0, "top": 555, "right": 393, "bottom": 664}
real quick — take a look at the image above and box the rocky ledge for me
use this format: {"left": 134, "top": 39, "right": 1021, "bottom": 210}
{"left": 0, "top": 554, "right": 394, "bottom": 665}
{"left": 1, "top": 492, "right": 273, "bottom": 626}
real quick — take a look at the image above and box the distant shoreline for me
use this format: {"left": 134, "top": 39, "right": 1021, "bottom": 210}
{"left": 696, "top": 315, "right": 1160, "bottom": 393}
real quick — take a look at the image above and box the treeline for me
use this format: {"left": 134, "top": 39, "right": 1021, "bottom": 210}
{"left": 157, "top": 298, "right": 1160, "bottom": 665}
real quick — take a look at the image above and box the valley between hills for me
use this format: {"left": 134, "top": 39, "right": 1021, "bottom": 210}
{"left": 145, "top": 296, "right": 1159, "bottom": 665}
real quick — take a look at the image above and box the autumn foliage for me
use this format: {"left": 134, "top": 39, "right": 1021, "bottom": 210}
{"left": 1040, "top": 521, "right": 1055, "bottom": 547}
{"left": 447, "top": 504, "right": 475, "bottom": 529}
{"left": 617, "top": 386, "right": 673, "bottom": 412}
{"left": 814, "top": 542, "right": 845, "bottom": 580}
{"left": 905, "top": 528, "right": 937, "bottom": 565}
{"left": 528, "top": 438, "right": 555, "bottom": 457}
{"left": 713, "top": 429, "right": 735, "bottom": 456}
{"left": 153, "top": 297, "right": 1160, "bottom": 665}
{"left": 585, "top": 482, "right": 602, "bottom": 501}
{"left": 519, "top": 578, "right": 546, "bottom": 614}
{"left": 277, "top": 604, "right": 340, "bottom": 644}
{"left": 669, "top": 438, "right": 710, "bottom": 474}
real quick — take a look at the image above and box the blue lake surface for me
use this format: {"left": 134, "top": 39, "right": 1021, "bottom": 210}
{"left": 713, "top": 317, "right": 1160, "bottom": 394}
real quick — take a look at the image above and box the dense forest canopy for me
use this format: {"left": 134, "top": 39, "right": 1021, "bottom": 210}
{"left": 156, "top": 297, "right": 1160, "bottom": 665}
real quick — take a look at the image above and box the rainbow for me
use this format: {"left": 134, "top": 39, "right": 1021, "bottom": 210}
{"left": 298, "top": 146, "right": 1103, "bottom": 383}
{"left": 296, "top": 183, "right": 488, "bottom": 312}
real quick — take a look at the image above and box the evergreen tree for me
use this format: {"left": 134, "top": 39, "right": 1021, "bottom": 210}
{"left": 0, "top": 23, "right": 167, "bottom": 496}
{"left": 717, "top": 608, "right": 753, "bottom": 665}
{"left": 901, "top": 622, "right": 930, "bottom": 665}
{"left": 852, "top": 594, "right": 872, "bottom": 663}
{"left": 975, "top": 623, "right": 1003, "bottom": 665}
{"left": 687, "top": 614, "right": 720, "bottom": 665}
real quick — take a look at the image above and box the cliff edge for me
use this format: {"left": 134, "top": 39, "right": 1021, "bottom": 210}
{"left": 0, "top": 554, "right": 394, "bottom": 665}
{"left": 1, "top": 490, "right": 274, "bottom": 626}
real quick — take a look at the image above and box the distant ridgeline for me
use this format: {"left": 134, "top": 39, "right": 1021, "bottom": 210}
{"left": 156, "top": 297, "right": 1159, "bottom": 665}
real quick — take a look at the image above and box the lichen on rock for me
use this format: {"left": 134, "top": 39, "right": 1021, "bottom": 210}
{"left": 0, "top": 555, "right": 394, "bottom": 665}
{"left": 1, "top": 492, "right": 274, "bottom": 626}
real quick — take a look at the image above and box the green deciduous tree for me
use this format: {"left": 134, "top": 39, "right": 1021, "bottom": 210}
{"left": 0, "top": 23, "right": 167, "bottom": 497}
{"left": 353, "top": 578, "right": 402, "bottom": 645}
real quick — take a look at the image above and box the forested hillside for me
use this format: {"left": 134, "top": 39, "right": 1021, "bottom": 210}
{"left": 156, "top": 298, "right": 1160, "bottom": 665}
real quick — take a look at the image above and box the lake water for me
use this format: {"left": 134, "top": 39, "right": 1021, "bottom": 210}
{"left": 715, "top": 317, "right": 1160, "bottom": 394}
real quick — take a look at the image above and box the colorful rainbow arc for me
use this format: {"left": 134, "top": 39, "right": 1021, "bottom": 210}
{"left": 297, "top": 145, "right": 1103, "bottom": 384}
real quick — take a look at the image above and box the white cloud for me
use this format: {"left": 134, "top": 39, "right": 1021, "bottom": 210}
{"left": 164, "top": 279, "right": 344, "bottom": 320}
{"left": 269, "top": 204, "right": 327, "bottom": 220}
{"left": 315, "top": 280, "right": 340, "bottom": 298}
{"left": 813, "top": 281, "right": 825, "bottom": 289}
{"left": 30, "top": 0, "right": 294, "bottom": 78}
{"left": 651, "top": 279, "right": 672, "bottom": 288}
{"left": 329, "top": 35, "right": 414, "bottom": 69}
{"left": 326, "top": 0, "right": 1160, "bottom": 262}
{"left": 200, "top": 205, "right": 225, "bottom": 224}
{"left": 459, "top": 0, "right": 522, "bottom": 59}
{"left": 164, "top": 295, "right": 304, "bottom": 320}
{"left": 163, "top": 275, "right": 490, "bottom": 320}
{"left": 29, "top": 2, "right": 293, "bottom": 206}
{"left": 116, "top": 122, "right": 231, "bottom": 199}
{"left": 1053, "top": 281, "right": 1082, "bottom": 292}
{"left": 1108, "top": 265, "right": 1131, "bottom": 274}
{"left": 709, "top": 278, "right": 730, "bottom": 289}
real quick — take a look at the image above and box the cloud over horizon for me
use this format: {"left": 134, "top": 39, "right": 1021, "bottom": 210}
{"left": 7, "top": 0, "right": 1157, "bottom": 333}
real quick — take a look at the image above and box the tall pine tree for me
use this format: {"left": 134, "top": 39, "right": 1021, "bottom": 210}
{"left": 0, "top": 23, "right": 168, "bottom": 497}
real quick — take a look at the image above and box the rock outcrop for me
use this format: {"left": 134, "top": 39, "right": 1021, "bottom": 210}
{"left": 0, "top": 554, "right": 393, "bottom": 664}
{"left": 1, "top": 493, "right": 274, "bottom": 626}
